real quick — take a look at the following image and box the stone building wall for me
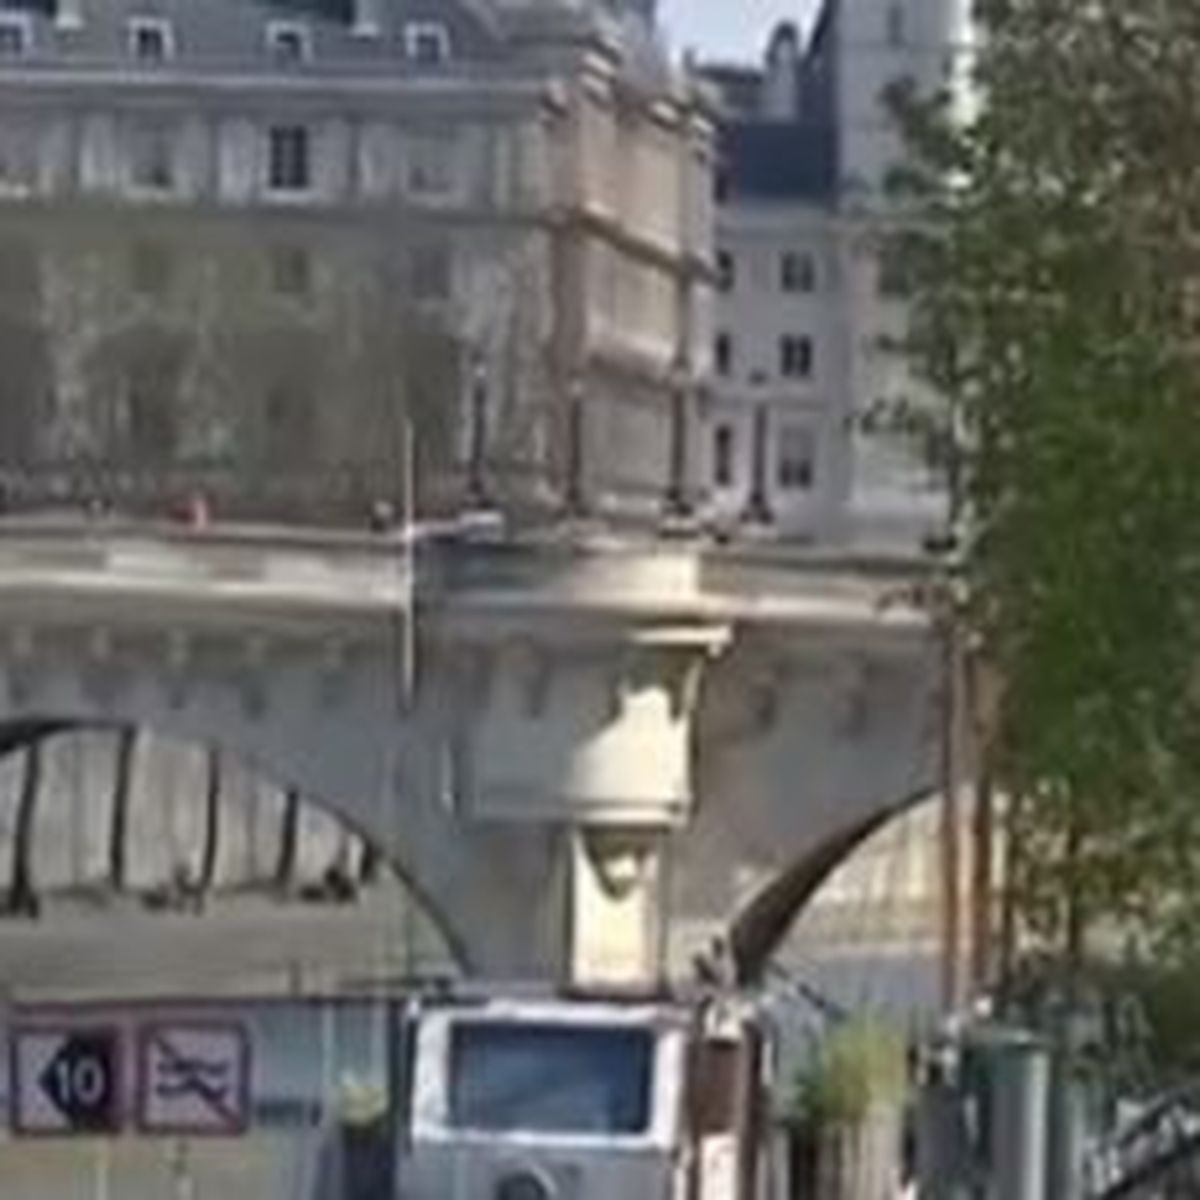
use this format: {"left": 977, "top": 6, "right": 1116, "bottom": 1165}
{"left": 0, "top": 0, "right": 717, "bottom": 524}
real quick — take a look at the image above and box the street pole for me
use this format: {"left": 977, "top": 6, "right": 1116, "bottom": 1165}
{"left": 466, "top": 350, "right": 491, "bottom": 510}
{"left": 1047, "top": 801, "right": 1088, "bottom": 1200}
{"left": 988, "top": 1029, "right": 1051, "bottom": 1200}
{"left": 662, "top": 357, "right": 692, "bottom": 519}
{"left": 742, "top": 402, "right": 772, "bottom": 525}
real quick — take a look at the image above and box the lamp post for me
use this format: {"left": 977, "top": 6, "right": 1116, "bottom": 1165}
{"left": 742, "top": 401, "right": 773, "bottom": 525}
{"left": 466, "top": 349, "right": 491, "bottom": 510}
{"left": 564, "top": 374, "right": 587, "bottom": 517}
{"left": 662, "top": 357, "right": 693, "bottom": 520}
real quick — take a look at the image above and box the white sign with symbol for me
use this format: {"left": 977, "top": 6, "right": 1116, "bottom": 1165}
{"left": 136, "top": 1022, "right": 249, "bottom": 1136}
{"left": 10, "top": 1026, "right": 122, "bottom": 1135}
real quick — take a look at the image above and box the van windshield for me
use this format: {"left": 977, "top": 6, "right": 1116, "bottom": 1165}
{"left": 447, "top": 1022, "right": 654, "bottom": 1136}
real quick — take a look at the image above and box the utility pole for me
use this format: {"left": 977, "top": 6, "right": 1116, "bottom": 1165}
{"left": 940, "top": 605, "right": 966, "bottom": 1012}
{"left": 939, "top": 377, "right": 970, "bottom": 1013}
{"left": 970, "top": 757, "right": 996, "bottom": 995}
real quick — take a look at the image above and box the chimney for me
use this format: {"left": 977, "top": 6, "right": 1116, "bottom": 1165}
{"left": 350, "top": 0, "right": 381, "bottom": 38}
{"left": 762, "top": 22, "right": 800, "bottom": 120}
{"left": 56, "top": 0, "right": 83, "bottom": 32}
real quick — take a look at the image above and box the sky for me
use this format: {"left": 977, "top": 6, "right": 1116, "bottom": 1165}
{"left": 659, "top": 0, "right": 819, "bottom": 63}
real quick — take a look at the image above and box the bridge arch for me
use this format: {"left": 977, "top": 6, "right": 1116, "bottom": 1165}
{"left": 0, "top": 631, "right": 564, "bottom": 980}
{"left": 727, "top": 786, "right": 937, "bottom": 985}
{"left": 0, "top": 720, "right": 466, "bottom": 975}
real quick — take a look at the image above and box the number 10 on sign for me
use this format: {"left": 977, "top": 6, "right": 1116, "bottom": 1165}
{"left": 10, "top": 1026, "right": 122, "bottom": 1136}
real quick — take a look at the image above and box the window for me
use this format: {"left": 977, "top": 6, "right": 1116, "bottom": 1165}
{"left": 886, "top": 3, "right": 906, "bottom": 47}
{"left": 0, "top": 17, "right": 29, "bottom": 57}
{"left": 410, "top": 242, "right": 451, "bottom": 301}
{"left": 403, "top": 21, "right": 451, "bottom": 66}
{"left": 713, "top": 424, "right": 735, "bottom": 488}
{"left": 267, "top": 125, "right": 311, "bottom": 192}
{"left": 128, "top": 121, "right": 174, "bottom": 192}
{"left": 406, "top": 131, "right": 454, "bottom": 196}
{"left": 130, "top": 240, "right": 171, "bottom": 296}
{"left": 448, "top": 1022, "right": 653, "bottom": 1136}
{"left": 267, "top": 22, "right": 311, "bottom": 66}
{"left": 780, "top": 250, "right": 816, "bottom": 294}
{"left": 716, "top": 250, "right": 735, "bottom": 293}
{"left": 269, "top": 244, "right": 312, "bottom": 298}
{"left": 128, "top": 18, "right": 173, "bottom": 63}
{"left": 780, "top": 334, "right": 813, "bottom": 379}
{"left": 714, "top": 332, "right": 733, "bottom": 377}
{"left": 777, "top": 425, "right": 815, "bottom": 490}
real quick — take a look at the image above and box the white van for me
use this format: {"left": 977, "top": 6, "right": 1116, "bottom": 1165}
{"left": 402, "top": 995, "right": 766, "bottom": 1200}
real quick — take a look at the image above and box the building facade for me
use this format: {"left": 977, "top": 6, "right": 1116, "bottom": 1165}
{"left": 0, "top": 0, "right": 716, "bottom": 524}
{"left": 701, "top": 0, "right": 968, "bottom": 547}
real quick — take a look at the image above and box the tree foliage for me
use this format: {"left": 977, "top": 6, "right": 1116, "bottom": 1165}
{"left": 896, "top": 0, "right": 1200, "bottom": 958}
{"left": 789, "top": 1017, "right": 908, "bottom": 1128}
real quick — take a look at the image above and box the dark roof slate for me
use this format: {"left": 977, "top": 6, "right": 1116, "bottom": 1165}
{"left": 0, "top": 0, "right": 509, "bottom": 67}
{"left": 722, "top": 119, "right": 836, "bottom": 203}
{"left": 705, "top": 0, "right": 841, "bottom": 205}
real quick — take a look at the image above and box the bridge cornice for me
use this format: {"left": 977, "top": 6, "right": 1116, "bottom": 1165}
{"left": 0, "top": 519, "right": 939, "bottom": 642}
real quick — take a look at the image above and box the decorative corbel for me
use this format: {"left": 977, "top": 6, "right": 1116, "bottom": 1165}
{"left": 455, "top": 644, "right": 495, "bottom": 718}
{"left": 88, "top": 626, "right": 113, "bottom": 665}
{"left": 603, "top": 644, "right": 666, "bottom": 722}
{"left": 317, "top": 636, "right": 350, "bottom": 709}
{"left": 605, "top": 635, "right": 730, "bottom": 724}
{"left": 237, "top": 633, "right": 270, "bottom": 719}
{"left": 510, "top": 639, "right": 555, "bottom": 719}
{"left": 162, "top": 629, "right": 193, "bottom": 710}
{"left": 834, "top": 654, "right": 881, "bottom": 738}
{"left": 748, "top": 658, "right": 792, "bottom": 736}
{"left": 6, "top": 625, "right": 36, "bottom": 706}
{"left": 81, "top": 625, "right": 119, "bottom": 703}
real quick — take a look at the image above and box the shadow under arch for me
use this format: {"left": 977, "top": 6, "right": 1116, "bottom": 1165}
{"left": 0, "top": 716, "right": 471, "bottom": 973}
{"left": 728, "top": 786, "right": 937, "bottom": 987}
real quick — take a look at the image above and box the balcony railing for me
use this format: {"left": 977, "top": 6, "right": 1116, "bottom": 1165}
{"left": 0, "top": 454, "right": 571, "bottom": 529}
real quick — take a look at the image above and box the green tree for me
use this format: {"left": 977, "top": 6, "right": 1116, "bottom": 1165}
{"left": 895, "top": 1, "right": 1200, "bottom": 962}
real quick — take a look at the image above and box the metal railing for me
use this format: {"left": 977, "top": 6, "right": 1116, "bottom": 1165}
{"left": 1086, "top": 1085, "right": 1200, "bottom": 1198}
{"left": 0, "top": 455, "right": 563, "bottom": 527}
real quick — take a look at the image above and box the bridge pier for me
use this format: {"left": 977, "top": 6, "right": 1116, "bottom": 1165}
{"left": 437, "top": 616, "right": 729, "bottom": 987}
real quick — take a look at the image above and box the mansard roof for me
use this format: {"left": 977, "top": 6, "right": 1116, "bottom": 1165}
{"left": 0, "top": 0, "right": 510, "bottom": 67}
{"left": 0, "top": 0, "right": 679, "bottom": 95}
{"left": 703, "top": 4, "right": 840, "bottom": 206}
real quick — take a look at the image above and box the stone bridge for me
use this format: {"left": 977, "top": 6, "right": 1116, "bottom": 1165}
{"left": 0, "top": 516, "right": 941, "bottom": 987}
